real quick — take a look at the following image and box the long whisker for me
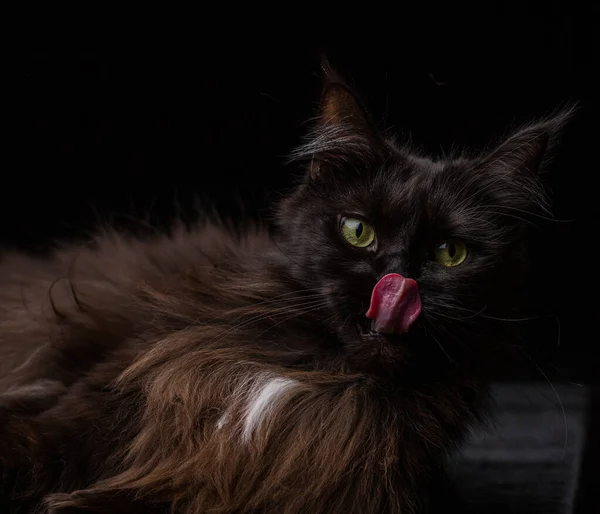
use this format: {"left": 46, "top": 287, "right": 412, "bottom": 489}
{"left": 223, "top": 293, "right": 325, "bottom": 316}
{"left": 554, "top": 315, "right": 561, "bottom": 349}
{"left": 253, "top": 303, "right": 330, "bottom": 340}
{"left": 428, "top": 307, "right": 567, "bottom": 455}
{"left": 471, "top": 204, "right": 575, "bottom": 224}
{"left": 472, "top": 210, "right": 539, "bottom": 227}
{"left": 428, "top": 319, "right": 468, "bottom": 347}
{"left": 228, "top": 298, "right": 328, "bottom": 330}
{"left": 476, "top": 313, "right": 547, "bottom": 322}
{"left": 208, "top": 299, "right": 329, "bottom": 346}
{"left": 513, "top": 345, "right": 568, "bottom": 456}
{"left": 176, "top": 284, "right": 325, "bottom": 328}
{"left": 428, "top": 302, "right": 555, "bottom": 324}
{"left": 424, "top": 304, "right": 487, "bottom": 323}
{"left": 425, "top": 327, "right": 456, "bottom": 365}
{"left": 195, "top": 292, "right": 325, "bottom": 328}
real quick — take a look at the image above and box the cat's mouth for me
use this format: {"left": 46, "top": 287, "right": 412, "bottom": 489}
{"left": 355, "top": 315, "right": 418, "bottom": 341}
{"left": 356, "top": 317, "right": 384, "bottom": 339}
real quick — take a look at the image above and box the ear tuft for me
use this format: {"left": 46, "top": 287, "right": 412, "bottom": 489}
{"left": 482, "top": 104, "right": 577, "bottom": 176}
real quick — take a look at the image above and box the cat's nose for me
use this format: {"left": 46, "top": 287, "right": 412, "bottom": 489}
{"left": 365, "top": 273, "right": 421, "bottom": 334}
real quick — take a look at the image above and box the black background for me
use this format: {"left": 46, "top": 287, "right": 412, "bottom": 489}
{"left": 7, "top": 4, "right": 597, "bottom": 383}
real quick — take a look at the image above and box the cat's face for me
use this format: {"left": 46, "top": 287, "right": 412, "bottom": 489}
{"left": 277, "top": 74, "right": 570, "bottom": 375}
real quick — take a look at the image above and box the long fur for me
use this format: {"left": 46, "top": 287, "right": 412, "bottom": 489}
{"left": 0, "top": 63, "right": 573, "bottom": 513}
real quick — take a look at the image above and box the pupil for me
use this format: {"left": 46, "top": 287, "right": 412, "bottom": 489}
{"left": 448, "top": 244, "right": 456, "bottom": 258}
{"left": 355, "top": 223, "right": 363, "bottom": 238}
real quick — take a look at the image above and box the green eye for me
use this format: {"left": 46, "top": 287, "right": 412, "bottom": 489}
{"left": 340, "top": 217, "right": 375, "bottom": 248}
{"left": 434, "top": 240, "right": 468, "bottom": 267}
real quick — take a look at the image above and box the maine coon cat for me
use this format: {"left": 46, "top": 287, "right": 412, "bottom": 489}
{"left": 0, "top": 62, "right": 572, "bottom": 513}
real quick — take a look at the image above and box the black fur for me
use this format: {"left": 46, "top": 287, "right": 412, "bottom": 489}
{"left": 0, "top": 62, "right": 574, "bottom": 513}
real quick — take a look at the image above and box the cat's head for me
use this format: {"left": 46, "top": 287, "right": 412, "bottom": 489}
{"left": 276, "top": 63, "right": 572, "bottom": 377}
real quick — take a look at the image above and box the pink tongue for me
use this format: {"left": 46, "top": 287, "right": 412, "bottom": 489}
{"left": 365, "top": 273, "right": 422, "bottom": 334}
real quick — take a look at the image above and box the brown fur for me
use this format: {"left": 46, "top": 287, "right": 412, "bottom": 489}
{"left": 0, "top": 224, "right": 486, "bottom": 513}
{"left": 0, "top": 62, "right": 569, "bottom": 513}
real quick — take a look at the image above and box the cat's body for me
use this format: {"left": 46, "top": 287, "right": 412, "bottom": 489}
{"left": 0, "top": 223, "right": 483, "bottom": 513}
{"left": 0, "top": 64, "right": 572, "bottom": 513}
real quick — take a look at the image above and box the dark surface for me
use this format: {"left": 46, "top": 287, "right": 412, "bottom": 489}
{"left": 574, "top": 384, "right": 600, "bottom": 514}
{"left": 451, "top": 383, "right": 589, "bottom": 514}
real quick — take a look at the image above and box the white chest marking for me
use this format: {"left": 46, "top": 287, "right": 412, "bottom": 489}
{"left": 242, "top": 376, "right": 298, "bottom": 442}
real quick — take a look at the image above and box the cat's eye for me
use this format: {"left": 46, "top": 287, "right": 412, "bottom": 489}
{"left": 434, "top": 240, "right": 468, "bottom": 267}
{"left": 340, "top": 217, "right": 376, "bottom": 248}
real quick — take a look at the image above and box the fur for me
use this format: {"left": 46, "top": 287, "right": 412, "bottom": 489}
{"left": 0, "top": 62, "right": 573, "bottom": 513}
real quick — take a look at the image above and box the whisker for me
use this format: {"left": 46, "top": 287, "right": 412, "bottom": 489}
{"left": 471, "top": 204, "right": 575, "bottom": 224}
{"left": 426, "top": 327, "right": 456, "bottom": 365}
{"left": 195, "top": 291, "right": 326, "bottom": 328}
{"left": 473, "top": 210, "right": 539, "bottom": 227}
{"left": 428, "top": 302, "right": 555, "bottom": 325}
{"left": 252, "top": 303, "right": 329, "bottom": 340}
{"left": 514, "top": 346, "right": 569, "bottom": 457}
{"left": 229, "top": 298, "right": 328, "bottom": 329}
{"left": 224, "top": 292, "right": 325, "bottom": 316}
{"left": 208, "top": 299, "right": 329, "bottom": 346}
{"left": 476, "top": 313, "right": 546, "bottom": 322}
{"left": 426, "top": 318, "right": 473, "bottom": 353}
{"left": 424, "top": 306, "right": 484, "bottom": 323}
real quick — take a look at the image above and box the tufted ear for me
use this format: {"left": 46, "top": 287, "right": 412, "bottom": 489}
{"left": 318, "top": 58, "right": 374, "bottom": 134}
{"left": 480, "top": 106, "right": 576, "bottom": 176}
{"left": 290, "top": 57, "right": 382, "bottom": 180}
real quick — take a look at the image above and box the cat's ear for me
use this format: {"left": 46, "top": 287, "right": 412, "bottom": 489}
{"left": 289, "top": 57, "right": 382, "bottom": 180}
{"left": 318, "top": 58, "right": 374, "bottom": 134}
{"left": 481, "top": 106, "right": 576, "bottom": 176}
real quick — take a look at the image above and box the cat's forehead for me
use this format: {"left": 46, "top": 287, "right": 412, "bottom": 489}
{"left": 366, "top": 157, "right": 477, "bottom": 219}
{"left": 321, "top": 152, "right": 486, "bottom": 228}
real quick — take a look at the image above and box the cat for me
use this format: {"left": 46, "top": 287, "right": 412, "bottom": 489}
{"left": 0, "top": 61, "right": 573, "bottom": 513}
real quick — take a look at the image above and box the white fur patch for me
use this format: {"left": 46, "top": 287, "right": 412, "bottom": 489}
{"left": 216, "top": 411, "right": 229, "bottom": 430}
{"left": 215, "top": 374, "right": 299, "bottom": 442}
{"left": 242, "top": 376, "right": 298, "bottom": 442}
